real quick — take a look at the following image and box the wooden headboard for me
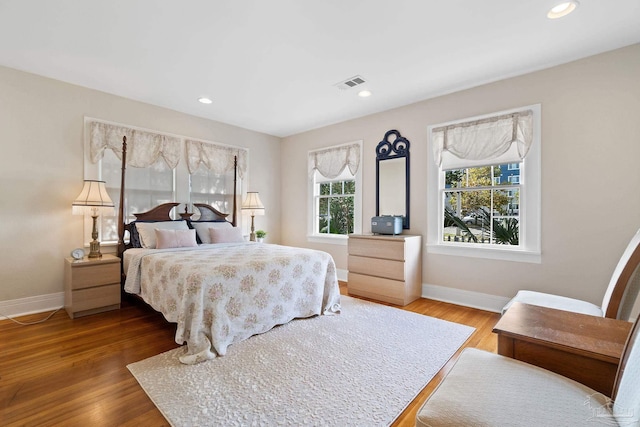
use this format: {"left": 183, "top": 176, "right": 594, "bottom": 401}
{"left": 116, "top": 136, "right": 238, "bottom": 260}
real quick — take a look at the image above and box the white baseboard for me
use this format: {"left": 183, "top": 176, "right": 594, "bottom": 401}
{"left": 336, "top": 268, "right": 348, "bottom": 282}
{"left": 0, "top": 292, "right": 64, "bottom": 319}
{"left": 422, "top": 283, "right": 510, "bottom": 313}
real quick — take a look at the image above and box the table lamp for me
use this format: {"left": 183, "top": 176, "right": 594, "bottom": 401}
{"left": 72, "top": 180, "right": 115, "bottom": 258}
{"left": 241, "top": 192, "right": 264, "bottom": 241}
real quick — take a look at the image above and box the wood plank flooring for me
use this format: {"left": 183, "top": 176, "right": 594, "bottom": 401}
{"left": 0, "top": 283, "right": 500, "bottom": 426}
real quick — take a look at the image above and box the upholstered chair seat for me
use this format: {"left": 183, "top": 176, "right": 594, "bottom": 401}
{"left": 416, "top": 318, "right": 640, "bottom": 427}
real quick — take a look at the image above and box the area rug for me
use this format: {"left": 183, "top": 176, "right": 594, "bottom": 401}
{"left": 127, "top": 296, "right": 475, "bottom": 427}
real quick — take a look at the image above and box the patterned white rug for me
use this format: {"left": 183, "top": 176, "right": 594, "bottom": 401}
{"left": 127, "top": 296, "right": 475, "bottom": 427}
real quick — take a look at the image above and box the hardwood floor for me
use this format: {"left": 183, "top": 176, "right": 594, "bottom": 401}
{"left": 0, "top": 283, "right": 500, "bottom": 426}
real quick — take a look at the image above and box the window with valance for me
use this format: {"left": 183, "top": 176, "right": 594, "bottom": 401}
{"left": 308, "top": 142, "right": 362, "bottom": 241}
{"left": 84, "top": 118, "right": 247, "bottom": 243}
{"left": 427, "top": 106, "right": 541, "bottom": 263}
{"left": 185, "top": 139, "right": 248, "bottom": 216}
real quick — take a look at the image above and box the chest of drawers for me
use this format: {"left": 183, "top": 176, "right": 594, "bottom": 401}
{"left": 347, "top": 234, "right": 422, "bottom": 306}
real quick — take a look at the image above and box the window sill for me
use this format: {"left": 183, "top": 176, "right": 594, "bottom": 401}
{"left": 307, "top": 234, "right": 348, "bottom": 246}
{"left": 426, "top": 242, "right": 541, "bottom": 263}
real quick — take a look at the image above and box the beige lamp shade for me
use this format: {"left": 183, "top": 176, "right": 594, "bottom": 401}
{"left": 72, "top": 180, "right": 114, "bottom": 258}
{"left": 72, "top": 180, "right": 115, "bottom": 215}
{"left": 241, "top": 192, "right": 265, "bottom": 215}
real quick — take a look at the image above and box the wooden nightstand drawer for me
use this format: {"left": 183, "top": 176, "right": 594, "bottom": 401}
{"left": 66, "top": 262, "right": 120, "bottom": 290}
{"left": 71, "top": 284, "right": 121, "bottom": 313}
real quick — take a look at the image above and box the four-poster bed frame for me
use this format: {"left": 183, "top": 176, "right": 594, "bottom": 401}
{"left": 112, "top": 135, "right": 341, "bottom": 364}
{"left": 116, "top": 136, "right": 238, "bottom": 261}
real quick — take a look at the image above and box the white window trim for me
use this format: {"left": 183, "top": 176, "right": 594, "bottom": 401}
{"left": 426, "top": 104, "right": 541, "bottom": 263}
{"left": 307, "top": 140, "right": 363, "bottom": 245}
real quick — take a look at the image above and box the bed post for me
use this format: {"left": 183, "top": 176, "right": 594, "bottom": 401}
{"left": 117, "top": 136, "right": 127, "bottom": 259}
{"left": 233, "top": 155, "right": 238, "bottom": 226}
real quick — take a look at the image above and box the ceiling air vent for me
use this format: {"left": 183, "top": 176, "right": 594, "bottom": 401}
{"left": 335, "top": 75, "right": 367, "bottom": 90}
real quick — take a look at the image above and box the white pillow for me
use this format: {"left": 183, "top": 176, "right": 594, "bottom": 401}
{"left": 191, "top": 221, "right": 232, "bottom": 244}
{"left": 155, "top": 229, "right": 198, "bottom": 249}
{"left": 135, "top": 221, "right": 189, "bottom": 249}
{"left": 209, "top": 227, "right": 245, "bottom": 243}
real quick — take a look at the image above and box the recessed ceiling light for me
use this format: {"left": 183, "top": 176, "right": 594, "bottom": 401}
{"left": 358, "top": 90, "right": 372, "bottom": 98}
{"left": 547, "top": 1, "right": 579, "bottom": 19}
{"left": 198, "top": 97, "right": 213, "bottom": 104}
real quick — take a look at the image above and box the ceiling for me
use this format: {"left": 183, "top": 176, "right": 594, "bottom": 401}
{"left": 1, "top": 1, "right": 639, "bottom": 137}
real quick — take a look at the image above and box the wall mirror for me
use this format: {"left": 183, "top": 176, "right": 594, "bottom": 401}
{"left": 376, "top": 129, "right": 410, "bottom": 229}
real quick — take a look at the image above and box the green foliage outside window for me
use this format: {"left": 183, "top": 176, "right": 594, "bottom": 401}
{"left": 318, "top": 180, "right": 355, "bottom": 234}
{"left": 443, "top": 164, "right": 520, "bottom": 246}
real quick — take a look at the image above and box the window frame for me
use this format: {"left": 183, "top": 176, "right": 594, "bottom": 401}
{"left": 307, "top": 141, "right": 363, "bottom": 245}
{"left": 426, "top": 104, "right": 541, "bottom": 263}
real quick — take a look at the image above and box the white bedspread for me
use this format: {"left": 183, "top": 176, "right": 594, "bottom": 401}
{"left": 124, "top": 243, "right": 341, "bottom": 364}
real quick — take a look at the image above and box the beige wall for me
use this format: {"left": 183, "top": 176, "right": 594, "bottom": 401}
{"left": 2, "top": 44, "right": 639, "bottom": 311}
{"left": 281, "top": 44, "right": 640, "bottom": 306}
{"left": 0, "top": 66, "right": 280, "bottom": 302}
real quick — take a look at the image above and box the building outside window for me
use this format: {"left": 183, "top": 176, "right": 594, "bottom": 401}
{"left": 444, "top": 163, "right": 521, "bottom": 244}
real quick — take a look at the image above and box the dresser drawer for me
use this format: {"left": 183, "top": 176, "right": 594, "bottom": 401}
{"left": 348, "top": 238, "right": 405, "bottom": 261}
{"left": 71, "top": 284, "right": 121, "bottom": 313}
{"left": 67, "top": 262, "right": 120, "bottom": 290}
{"left": 348, "top": 272, "right": 406, "bottom": 305}
{"left": 348, "top": 255, "right": 405, "bottom": 281}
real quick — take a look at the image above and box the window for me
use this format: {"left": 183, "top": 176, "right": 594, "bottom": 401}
{"left": 189, "top": 166, "right": 235, "bottom": 216}
{"left": 427, "top": 105, "right": 541, "bottom": 263}
{"left": 100, "top": 149, "right": 175, "bottom": 242}
{"left": 308, "top": 141, "right": 362, "bottom": 244}
{"left": 315, "top": 173, "right": 355, "bottom": 235}
{"left": 444, "top": 164, "right": 521, "bottom": 245}
{"left": 84, "top": 118, "right": 246, "bottom": 245}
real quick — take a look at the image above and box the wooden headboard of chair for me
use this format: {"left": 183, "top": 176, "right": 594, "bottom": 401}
{"left": 116, "top": 136, "right": 239, "bottom": 260}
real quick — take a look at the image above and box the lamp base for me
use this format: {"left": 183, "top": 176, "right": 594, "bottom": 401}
{"left": 88, "top": 239, "right": 102, "bottom": 258}
{"left": 88, "top": 213, "right": 102, "bottom": 258}
{"left": 249, "top": 214, "right": 256, "bottom": 241}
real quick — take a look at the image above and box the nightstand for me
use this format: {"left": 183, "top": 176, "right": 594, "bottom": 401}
{"left": 64, "top": 254, "right": 121, "bottom": 319}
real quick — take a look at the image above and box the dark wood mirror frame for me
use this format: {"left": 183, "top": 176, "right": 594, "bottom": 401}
{"left": 376, "top": 129, "right": 410, "bottom": 229}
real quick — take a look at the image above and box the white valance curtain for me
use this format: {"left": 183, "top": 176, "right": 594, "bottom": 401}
{"left": 89, "top": 121, "right": 181, "bottom": 169}
{"left": 186, "top": 140, "right": 248, "bottom": 179}
{"left": 432, "top": 110, "right": 533, "bottom": 170}
{"left": 309, "top": 143, "right": 361, "bottom": 179}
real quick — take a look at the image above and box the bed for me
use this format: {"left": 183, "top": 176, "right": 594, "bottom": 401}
{"left": 115, "top": 137, "right": 341, "bottom": 364}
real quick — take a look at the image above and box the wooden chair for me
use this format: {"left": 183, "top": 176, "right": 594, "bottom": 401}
{"left": 503, "top": 228, "right": 640, "bottom": 320}
{"left": 416, "top": 318, "right": 640, "bottom": 426}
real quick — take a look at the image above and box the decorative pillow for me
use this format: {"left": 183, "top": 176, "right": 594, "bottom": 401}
{"left": 155, "top": 229, "right": 198, "bottom": 249}
{"left": 192, "top": 221, "right": 233, "bottom": 244}
{"left": 209, "top": 227, "right": 245, "bottom": 244}
{"left": 135, "top": 221, "right": 189, "bottom": 249}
